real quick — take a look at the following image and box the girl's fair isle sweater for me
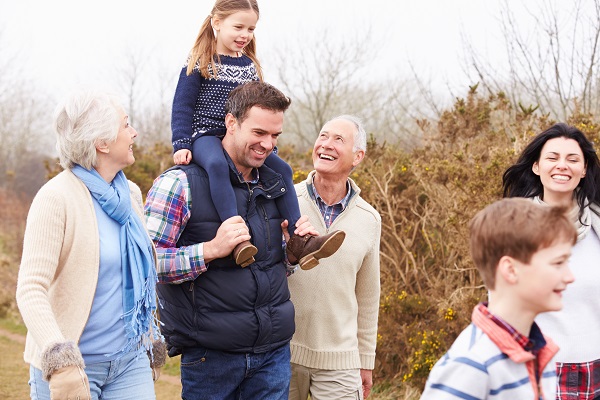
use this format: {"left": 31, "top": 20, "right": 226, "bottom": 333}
{"left": 171, "top": 54, "right": 259, "bottom": 152}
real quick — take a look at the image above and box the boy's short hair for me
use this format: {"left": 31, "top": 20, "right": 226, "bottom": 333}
{"left": 469, "top": 198, "right": 577, "bottom": 289}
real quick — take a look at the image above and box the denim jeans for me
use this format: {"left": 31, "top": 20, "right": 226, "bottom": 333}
{"left": 180, "top": 343, "right": 291, "bottom": 400}
{"left": 29, "top": 348, "right": 155, "bottom": 400}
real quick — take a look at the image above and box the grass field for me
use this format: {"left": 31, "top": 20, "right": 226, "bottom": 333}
{"left": 0, "top": 323, "right": 406, "bottom": 399}
{"left": 0, "top": 317, "right": 183, "bottom": 399}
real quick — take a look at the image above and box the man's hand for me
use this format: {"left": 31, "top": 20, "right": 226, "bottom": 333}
{"left": 361, "top": 369, "right": 373, "bottom": 398}
{"left": 204, "top": 216, "right": 251, "bottom": 262}
{"left": 281, "top": 215, "right": 319, "bottom": 242}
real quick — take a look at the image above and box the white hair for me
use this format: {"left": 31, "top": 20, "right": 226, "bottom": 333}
{"left": 326, "top": 114, "right": 367, "bottom": 153}
{"left": 54, "top": 91, "right": 123, "bottom": 170}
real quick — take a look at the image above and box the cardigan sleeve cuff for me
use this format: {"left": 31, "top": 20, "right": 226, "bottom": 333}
{"left": 40, "top": 341, "right": 85, "bottom": 381}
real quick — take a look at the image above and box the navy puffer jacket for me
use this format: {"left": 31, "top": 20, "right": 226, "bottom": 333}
{"left": 156, "top": 160, "right": 295, "bottom": 355}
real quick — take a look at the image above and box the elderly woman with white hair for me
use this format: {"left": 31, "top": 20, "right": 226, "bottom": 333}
{"left": 16, "top": 91, "right": 165, "bottom": 400}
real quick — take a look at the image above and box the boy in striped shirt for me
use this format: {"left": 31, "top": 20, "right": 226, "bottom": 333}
{"left": 421, "top": 198, "right": 576, "bottom": 399}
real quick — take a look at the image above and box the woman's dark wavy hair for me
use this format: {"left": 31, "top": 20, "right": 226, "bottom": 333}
{"left": 502, "top": 123, "right": 600, "bottom": 218}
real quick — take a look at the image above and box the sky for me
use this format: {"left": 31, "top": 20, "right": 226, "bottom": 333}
{"left": 0, "top": 0, "right": 507, "bottom": 103}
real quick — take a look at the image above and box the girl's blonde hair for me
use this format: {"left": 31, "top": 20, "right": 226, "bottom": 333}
{"left": 187, "top": 0, "right": 263, "bottom": 80}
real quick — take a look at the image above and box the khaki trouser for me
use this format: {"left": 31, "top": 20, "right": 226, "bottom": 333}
{"left": 289, "top": 363, "right": 363, "bottom": 400}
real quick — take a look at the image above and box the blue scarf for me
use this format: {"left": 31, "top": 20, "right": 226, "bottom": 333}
{"left": 72, "top": 165, "right": 160, "bottom": 354}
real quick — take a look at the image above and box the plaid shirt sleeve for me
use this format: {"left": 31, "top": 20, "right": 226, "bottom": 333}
{"left": 144, "top": 169, "right": 208, "bottom": 284}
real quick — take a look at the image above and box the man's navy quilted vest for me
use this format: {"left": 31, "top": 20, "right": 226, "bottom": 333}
{"left": 157, "top": 161, "right": 295, "bottom": 355}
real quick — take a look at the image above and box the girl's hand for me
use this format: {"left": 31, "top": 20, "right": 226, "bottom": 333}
{"left": 173, "top": 149, "right": 192, "bottom": 165}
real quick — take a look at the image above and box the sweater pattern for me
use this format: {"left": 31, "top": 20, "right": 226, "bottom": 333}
{"left": 171, "top": 55, "right": 259, "bottom": 152}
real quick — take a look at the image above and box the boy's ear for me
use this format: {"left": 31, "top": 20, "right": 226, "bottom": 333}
{"left": 497, "top": 255, "right": 519, "bottom": 285}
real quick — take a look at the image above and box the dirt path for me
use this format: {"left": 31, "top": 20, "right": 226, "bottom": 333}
{"left": 0, "top": 326, "right": 182, "bottom": 399}
{"left": 0, "top": 326, "right": 25, "bottom": 344}
{"left": 0, "top": 327, "right": 30, "bottom": 399}
{"left": 157, "top": 371, "right": 181, "bottom": 386}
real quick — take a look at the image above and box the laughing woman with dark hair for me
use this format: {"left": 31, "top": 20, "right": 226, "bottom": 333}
{"left": 16, "top": 91, "right": 165, "bottom": 400}
{"left": 502, "top": 123, "right": 600, "bottom": 399}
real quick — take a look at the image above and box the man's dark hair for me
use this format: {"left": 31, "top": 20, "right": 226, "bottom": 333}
{"left": 225, "top": 81, "right": 291, "bottom": 123}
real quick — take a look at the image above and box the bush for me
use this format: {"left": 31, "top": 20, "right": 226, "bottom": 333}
{"left": 8, "top": 87, "right": 600, "bottom": 399}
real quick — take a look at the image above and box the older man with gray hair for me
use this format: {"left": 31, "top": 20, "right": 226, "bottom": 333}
{"left": 288, "top": 115, "right": 381, "bottom": 400}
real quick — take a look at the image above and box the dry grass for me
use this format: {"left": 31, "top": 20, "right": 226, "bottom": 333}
{"left": 0, "top": 323, "right": 183, "bottom": 399}
{"left": 0, "top": 334, "right": 29, "bottom": 399}
{"left": 0, "top": 186, "right": 184, "bottom": 399}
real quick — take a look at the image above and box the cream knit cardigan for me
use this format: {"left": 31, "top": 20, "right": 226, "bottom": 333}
{"left": 16, "top": 169, "right": 148, "bottom": 370}
{"left": 288, "top": 171, "right": 381, "bottom": 370}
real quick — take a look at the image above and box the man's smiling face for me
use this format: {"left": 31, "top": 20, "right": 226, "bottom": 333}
{"left": 224, "top": 106, "right": 283, "bottom": 180}
{"left": 312, "top": 118, "right": 364, "bottom": 179}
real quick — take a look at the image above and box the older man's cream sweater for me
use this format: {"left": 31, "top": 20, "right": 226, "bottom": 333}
{"left": 288, "top": 172, "right": 381, "bottom": 371}
{"left": 16, "top": 169, "right": 146, "bottom": 370}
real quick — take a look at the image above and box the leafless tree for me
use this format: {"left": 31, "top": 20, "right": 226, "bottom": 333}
{"left": 113, "top": 48, "right": 174, "bottom": 147}
{"left": 114, "top": 48, "right": 149, "bottom": 129}
{"left": 269, "top": 28, "right": 422, "bottom": 150}
{"left": 0, "top": 31, "right": 52, "bottom": 197}
{"left": 464, "top": 0, "right": 600, "bottom": 120}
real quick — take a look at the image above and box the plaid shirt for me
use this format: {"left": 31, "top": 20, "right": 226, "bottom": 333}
{"left": 308, "top": 177, "right": 353, "bottom": 227}
{"left": 556, "top": 359, "right": 600, "bottom": 399}
{"left": 478, "top": 303, "right": 548, "bottom": 398}
{"left": 144, "top": 169, "right": 207, "bottom": 283}
{"left": 145, "top": 168, "right": 293, "bottom": 283}
{"left": 478, "top": 303, "right": 546, "bottom": 356}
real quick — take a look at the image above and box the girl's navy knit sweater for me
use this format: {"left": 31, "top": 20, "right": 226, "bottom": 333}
{"left": 171, "top": 54, "right": 259, "bottom": 152}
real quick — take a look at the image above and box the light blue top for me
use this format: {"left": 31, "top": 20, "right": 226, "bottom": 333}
{"left": 78, "top": 196, "right": 127, "bottom": 363}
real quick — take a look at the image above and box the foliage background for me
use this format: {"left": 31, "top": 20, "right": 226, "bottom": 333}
{"left": 7, "top": 87, "right": 600, "bottom": 399}
{"left": 4, "top": 1, "right": 600, "bottom": 398}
